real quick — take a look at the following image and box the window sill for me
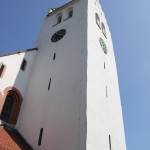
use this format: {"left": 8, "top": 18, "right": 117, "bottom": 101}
{"left": 52, "top": 22, "right": 61, "bottom": 27}
{"left": 63, "top": 17, "right": 72, "bottom": 21}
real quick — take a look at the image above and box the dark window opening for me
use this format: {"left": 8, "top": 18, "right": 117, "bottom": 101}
{"left": 104, "top": 62, "right": 105, "bottom": 69}
{"left": 64, "top": 8, "right": 73, "bottom": 21}
{"left": 38, "top": 128, "right": 43, "bottom": 146}
{"left": 0, "top": 63, "right": 6, "bottom": 77}
{"left": 68, "top": 9, "right": 73, "bottom": 18}
{"left": 53, "top": 14, "right": 62, "bottom": 27}
{"left": 57, "top": 15, "right": 62, "bottom": 24}
{"left": 0, "top": 88, "right": 22, "bottom": 125}
{"left": 48, "top": 78, "right": 51, "bottom": 90}
{"left": 0, "top": 96, "right": 13, "bottom": 123}
{"left": 109, "top": 135, "right": 112, "bottom": 150}
{"left": 102, "top": 22, "right": 107, "bottom": 38}
{"left": 20, "top": 59, "right": 27, "bottom": 71}
{"left": 53, "top": 53, "right": 56, "bottom": 60}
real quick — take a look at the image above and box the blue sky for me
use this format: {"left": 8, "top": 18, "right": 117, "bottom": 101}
{"left": 0, "top": 0, "right": 150, "bottom": 149}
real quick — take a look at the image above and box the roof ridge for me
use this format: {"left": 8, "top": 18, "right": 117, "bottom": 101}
{"left": 0, "top": 47, "right": 38, "bottom": 57}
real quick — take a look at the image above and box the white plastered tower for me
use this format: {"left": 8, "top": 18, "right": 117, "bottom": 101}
{"left": 16, "top": 0, "right": 126, "bottom": 150}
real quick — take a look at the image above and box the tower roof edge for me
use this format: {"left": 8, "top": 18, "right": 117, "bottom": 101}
{"left": 46, "top": 0, "right": 79, "bottom": 17}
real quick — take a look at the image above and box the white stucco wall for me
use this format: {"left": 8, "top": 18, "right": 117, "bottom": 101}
{"left": 0, "top": 51, "right": 37, "bottom": 97}
{"left": 86, "top": 0, "right": 126, "bottom": 150}
{"left": 17, "top": 1, "right": 87, "bottom": 150}
{"left": 0, "top": 0, "right": 126, "bottom": 149}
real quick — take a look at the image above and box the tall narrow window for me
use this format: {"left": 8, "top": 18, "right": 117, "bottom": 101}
{"left": 1, "top": 96, "right": 13, "bottom": 122}
{"left": 95, "top": 13, "right": 100, "bottom": 28}
{"left": 104, "top": 62, "right": 105, "bottom": 69}
{"left": 109, "top": 135, "right": 112, "bottom": 150}
{"left": 0, "top": 63, "right": 6, "bottom": 78}
{"left": 48, "top": 78, "right": 51, "bottom": 90}
{"left": 0, "top": 87, "right": 22, "bottom": 125}
{"left": 20, "top": 59, "right": 27, "bottom": 71}
{"left": 102, "top": 22, "right": 107, "bottom": 37}
{"left": 38, "top": 128, "right": 43, "bottom": 146}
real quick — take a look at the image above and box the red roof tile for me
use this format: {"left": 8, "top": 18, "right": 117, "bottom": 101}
{"left": 0, "top": 125, "right": 33, "bottom": 150}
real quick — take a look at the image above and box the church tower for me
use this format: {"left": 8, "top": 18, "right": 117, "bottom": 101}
{"left": 0, "top": 0, "right": 126, "bottom": 149}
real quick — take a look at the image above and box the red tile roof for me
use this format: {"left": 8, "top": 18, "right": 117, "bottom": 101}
{"left": 0, "top": 125, "right": 33, "bottom": 150}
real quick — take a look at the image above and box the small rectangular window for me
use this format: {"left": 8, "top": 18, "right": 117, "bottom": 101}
{"left": 104, "top": 62, "right": 105, "bottom": 69}
{"left": 20, "top": 59, "right": 27, "bottom": 71}
{"left": 109, "top": 135, "right": 112, "bottom": 150}
{"left": 0, "top": 63, "right": 6, "bottom": 78}
{"left": 38, "top": 128, "right": 43, "bottom": 146}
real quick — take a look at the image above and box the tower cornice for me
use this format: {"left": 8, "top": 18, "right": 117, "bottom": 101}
{"left": 46, "top": 0, "right": 80, "bottom": 17}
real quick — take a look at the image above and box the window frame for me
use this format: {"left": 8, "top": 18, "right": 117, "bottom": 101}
{"left": 0, "top": 86, "right": 23, "bottom": 125}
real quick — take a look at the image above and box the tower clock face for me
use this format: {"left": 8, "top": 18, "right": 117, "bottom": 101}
{"left": 99, "top": 37, "right": 107, "bottom": 54}
{"left": 51, "top": 29, "right": 66, "bottom": 42}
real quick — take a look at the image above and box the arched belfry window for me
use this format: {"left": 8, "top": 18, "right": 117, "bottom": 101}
{"left": 0, "top": 87, "right": 22, "bottom": 125}
{"left": 56, "top": 13, "right": 62, "bottom": 24}
{"left": 67, "top": 8, "right": 73, "bottom": 19}
{"left": 95, "top": 13, "right": 100, "bottom": 28}
{"left": 102, "top": 22, "right": 107, "bottom": 37}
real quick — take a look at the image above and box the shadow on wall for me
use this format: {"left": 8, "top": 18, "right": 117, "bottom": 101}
{"left": 0, "top": 48, "right": 37, "bottom": 126}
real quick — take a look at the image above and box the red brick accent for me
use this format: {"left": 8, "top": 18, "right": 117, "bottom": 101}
{"left": 0, "top": 91, "right": 4, "bottom": 114}
{"left": 0, "top": 125, "right": 33, "bottom": 150}
{"left": 0, "top": 91, "right": 2, "bottom": 100}
{"left": 0, "top": 86, "right": 23, "bottom": 125}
